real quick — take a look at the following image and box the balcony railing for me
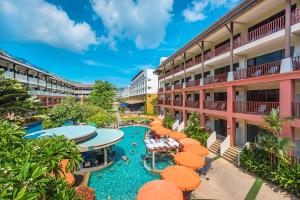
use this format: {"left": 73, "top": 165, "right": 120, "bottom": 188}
{"left": 165, "top": 86, "right": 172, "bottom": 91}
{"left": 173, "top": 100, "right": 183, "bottom": 107}
{"left": 165, "top": 100, "right": 172, "bottom": 105}
{"left": 174, "top": 66, "right": 184, "bottom": 74}
{"left": 165, "top": 71, "right": 172, "bottom": 77}
{"left": 234, "top": 101, "right": 279, "bottom": 115}
{"left": 204, "top": 101, "right": 227, "bottom": 111}
{"left": 185, "top": 59, "right": 194, "bottom": 69}
{"left": 158, "top": 99, "right": 163, "bottom": 105}
{"left": 174, "top": 84, "right": 183, "bottom": 89}
{"left": 204, "top": 73, "right": 228, "bottom": 85}
{"left": 233, "top": 60, "right": 281, "bottom": 80}
{"left": 158, "top": 75, "right": 164, "bottom": 80}
{"left": 159, "top": 88, "right": 164, "bottom": 92}
{"left": 292, "top": 56, "right": 300, "bottom": 71}
{"left": 292, "top": 102, "right": 300, "bottom": 118}
{"left": 186, "top": 80, "right": 200, "bottom": 88}
{"left": 185, "top": 100, "right": 200, "bottom": 108}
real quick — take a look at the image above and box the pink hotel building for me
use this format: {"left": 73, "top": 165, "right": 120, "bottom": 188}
{"left": 156, "top": 0, "right": 300, "bottom": 159}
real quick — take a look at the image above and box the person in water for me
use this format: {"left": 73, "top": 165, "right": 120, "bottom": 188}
{"left": 121, "top": 154, "right": 129, "bottom": 161}
{"left": 130, "top": 150, "right": 135, "bottom": 155}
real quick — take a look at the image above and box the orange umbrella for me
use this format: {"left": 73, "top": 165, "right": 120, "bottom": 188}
{"left": 155, "top": 128, "right": 172, "bottom": 137}
{"left": 150, "top": 120, "right": 163, "bottom": 126}
{"left": 178, "top": 138, "right": 201, "bottom": 146}
{"left": 160, "top": 166, "right": 201, "bottom": 191}
{"left": 137, "top": 180, "right": 183, "bottom": 200}
{"left": 150, "top": 125, "right": 164, "bottom": 132}
{"left": 153, "top": 117, "right": 162, "bottom": 121}
{"left": 183, "top": 144, "right": 209, "bottom": 157}
{"left": 169, "top": 131, "right": 187, "bottom": 140}
{"left": 173, "top": 152, "right": 205, "bottom": 170}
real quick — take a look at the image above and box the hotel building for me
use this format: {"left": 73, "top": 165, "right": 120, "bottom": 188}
{"left": 125, "top": 69, "right": 158, "bottom": 113}
{"left": 0, "top": 51, "right": 93, "bottom": 107}
{"left": 156, "top": 0, "right": 300, "bottom": 160}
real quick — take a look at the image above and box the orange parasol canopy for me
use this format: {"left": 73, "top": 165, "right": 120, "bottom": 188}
{"left": 173, "top": 152, "right": 205, "bottom": 170}
{"left": 150, "top": 120, "right": 163, "bottom": 126}
{"left": 50, "top": 159, "right": 75, "bottom": 185}
{"left": 160, "top": 166, "right": 201, "bottom": 191}
{"left": 178, "top": 138, "right": 201, "bottom": 146}
{"left": 137, "top": 180, "right": 183, "bottom": 200}
{"left": 150, "top": 125, "right": 164, "bottom": 131}
{"left": 183, "top": 144, "right": 209, "bottom": 157}
{"left": 155, "top": 128, "right": 172, "bottom": 137}
{"left": 153, "top": 117, "right": 163, "bottom": 121}
{"left": 169, "top": 131, "right": 187, "bottom": 140}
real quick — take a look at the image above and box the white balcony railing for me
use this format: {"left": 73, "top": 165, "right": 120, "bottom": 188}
{"left": 39, "top": 80, "right": 46, "bottom": 86}
{"left": 3, "top": 71, "right": 14, "bottom": 79}
{"left": 207, "top": 131, "right": 216, "bottom": 149}
{"left": 15, "top": 74, "right": 28, "bottom": 83}
{"left": 220, "top": 135, "right": 230, "bottom": 156}
{"left": 28, "top": 77, "right": 38, "bottom": 85}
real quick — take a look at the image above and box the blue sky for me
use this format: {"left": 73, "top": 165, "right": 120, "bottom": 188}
{"left": 0, "top": 0, "right": 240, "bottom": 87}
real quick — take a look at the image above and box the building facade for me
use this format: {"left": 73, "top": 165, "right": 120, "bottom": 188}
{"left": 157, "top": 0, "right": 300, "bottom": 156}
{"left": 0, "top": 52, "right": 93, "bottom": 107}
{"left": 126, "top": 69, "right": 158, "bottom": 113}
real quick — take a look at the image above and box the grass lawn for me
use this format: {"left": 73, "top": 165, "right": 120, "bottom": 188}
{"left": 244, "top": 178, "right": 263, "bottom": 200}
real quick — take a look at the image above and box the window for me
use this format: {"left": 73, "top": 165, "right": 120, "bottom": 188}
{"left": 246, "top": 89, "right": 279, "bottom": 102}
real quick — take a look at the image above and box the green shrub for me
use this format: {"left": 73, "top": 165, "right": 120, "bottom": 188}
{"left": 163, "top": 112, "right": 175, "bottom": 129}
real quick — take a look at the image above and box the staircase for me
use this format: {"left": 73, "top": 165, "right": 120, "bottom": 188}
{"left": 208, "top": 140, "right": 241, "bottom": 164}
{"left": 222, "top": 146, "right": 241, "bottom": 164}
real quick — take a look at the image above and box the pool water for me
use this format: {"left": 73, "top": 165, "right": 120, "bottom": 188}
{"left": 88, "top": 126, "right": 173, "bottom": 200}
{"left": 25, "top": 121, "right": 43, "bottom": 133}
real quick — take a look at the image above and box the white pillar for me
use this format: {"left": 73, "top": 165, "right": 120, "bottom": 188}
{"left": 152, "top": 151, "right": 155, "bottom": 170}
{"left": 104, "top": 148, "right": 108, "bottom": 165}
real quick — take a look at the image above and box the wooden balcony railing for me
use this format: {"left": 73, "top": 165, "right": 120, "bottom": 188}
{"left": 204, "top": 73, "right": 228, "bottom": 85}
{"left": 158, "top": 99, "right": 163, "bottom": 105}
{"left": 174, "top": 66, "right": 184, "bottom": 74}
{"left": 233, "top": 60, "right": 281, "bottom": 80}
{"left": 165, "top": 71, "right": 172, "bottom": 77}
{"left": 292, "top": 102, "right": 300, "bottom": 118}
{"left": 185, "top": 59, "right": 194, "bottom": 69}
{"left": 158, "top": 75, "right": 164, "bottom": 80}
{"left": 234, "top": 101, "right": 279, "bottom": 115}
{"left": 185, "top": 100, "right": 200, "bottom": 108}
{"left": 292, "top": 56, "right": 300, "bottom": 71}
{"left": 174, "top": 84, "right": 183, "bottom": 89}
{"left": 173, "top": 100, "right": 183, "bottom": 107}
{"left": 165, "top": 100, "right": 172, "bottom": 105}
{"left": 204, "top": 101, "right": 227, "bottom": 111}
{"left": 186, "top": 80, "right": 200, "bottom": 88}
{"left": 165, "top": 86, "right": 172, "bottom": 91}
{"left": 159, "top": 88, "right": 164, "bottom": 92}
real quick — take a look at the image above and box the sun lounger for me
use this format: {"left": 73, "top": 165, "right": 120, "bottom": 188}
{"left": 144, "top": 139, "right": 150, "bottom": 144}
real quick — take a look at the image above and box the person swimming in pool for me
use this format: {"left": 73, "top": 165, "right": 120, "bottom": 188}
{"left": 121, "top": 154, "right": 129, "bottom": 161}
{"left": 132, "top": 142, "right": 137, "bottom": 146}
{"left": 130, "top": 150, "right": 135, "bottom": 155}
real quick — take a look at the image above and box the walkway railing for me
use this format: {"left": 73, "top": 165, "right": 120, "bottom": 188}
{"left": 173, "top": 100, "right": 183, "bottom": 106}
{"left": 220, "top": 135, "right": 230, "bottom": 156}
{"left": 158, "top": 88, "right": 164, "bottom": 92}
{"left": 174, "top": 66, "right": 184, "bottom": 74}
{"left": 234, "top": 101, "right": 279, "bottom": 115}
{"left": 165, "top": 86, "right": 172, "bottom": 91}
{"left": 207, "top": 131, "right": 216, "bottom": 149}
{"left": 165, "top": 100, "right": 172, "bottom": 105}
{"left": 186, "top": 80, "right": 200, "bottom": 88}
{"left": 204, "top": 73, "right": 228, "bottom": 85}
{"left": 233, "top": 60, "right": 281, "bottom": 80}
{"left": 204, "top": 101, "right": 227, "bottom": 111}
{"left": 174, "top": 84, "right": 183, "bottom": 89}
{"left": 292, "top": 102, "right": 300, "bottom": 118}
{"left": 185, "top": 100, "right": 199, "bottom": 108}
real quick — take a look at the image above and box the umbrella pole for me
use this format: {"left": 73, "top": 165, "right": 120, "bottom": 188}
{"left": 152, "top": 151, "right": 155, "bottom": 170}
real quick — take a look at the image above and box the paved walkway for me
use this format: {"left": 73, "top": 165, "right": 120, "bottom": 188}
{"left": 193, "top": 152, "right": 295, "bottom": 200}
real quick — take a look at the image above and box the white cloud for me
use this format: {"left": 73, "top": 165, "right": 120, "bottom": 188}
{"left": 91, "top": 0, "right": 173, "bottom": 50}
{"left": 183, "top": 0, "right": 239, "bottom": 23}
{"left": 0, "top": 0, "right": 98, "bottom": 52}
{"left": 82, "top": 59, "right": 113, "bottom": 68}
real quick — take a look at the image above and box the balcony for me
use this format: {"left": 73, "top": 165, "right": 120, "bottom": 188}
{"left": 159, "top": 75, "right": 164, "bottom": 80}
{"left": 234, "top": 101, "right": 279, "bottom": 115}
{"left": 4, "top": 71, "right": 14, "bottom": 78}
{"left": 165, "top": 100, "right": 172, "bottom": 105}
{"left": 158, "top": 99, "right": 163, "bottom": 105}
{"left": 174, "top": 66, "right": 184, "bottom": 74}
{"left": 186, "top": 80, "right": 200, "bottom": 88}
{"left": 204, "top": 73, "right": 228, "bottom": 85}
{"left": 185, "top": 100, "right": 199, "bottom": 108}
{"left": 292, "top": 102, "right": 300, "bottom": 118}
{"left": 159, "top": 88, "right": 164, "bottom": 92}
{"left": 173, "top": 100, "right": 183, "bottom": 107}
{"left": 185, "top": 59, "right": 194, "bottom": 69}
{"left": 174, "top": 84, "right": 183, "bottom": 89}
{"left": 234, "top": 60, "right": 281, "bottom": 80}
{"left": 165, "top": 86, "right": 172, "bottom": 91}
{"left": 204, "top": 101, "right": 227, "bottom": 111}
{"left": 15, "top": 74, "right": 28, "bottom": 83}
{"left": 165, "top": 71, "right": 172, "bottom": 77}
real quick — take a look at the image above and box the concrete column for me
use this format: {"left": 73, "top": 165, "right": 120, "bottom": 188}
{"left": 152, "top": 151, "right": 155, "bottom": 169}
{"left": 183, "top": 53, "right": 187, "bottom": 88}
{"left": 182, "top": 91, "right": 186, "bottom": 108}
{"left": 200, "top": 89, "right": 206, "bottom": 127}
{"left": 227, "top": 86, "right": 236, "bottom": 145}
{"left": 285, "top": 0, "right": 291, "bottom": 58}
{"left": 201, "top": 41, "right": 205, "bottom": 86}
{"left": 104, "top": 147, "right": 108, "bottom": 165}
{"left": 280, "top": 79, "right": 295, "bottom": 139}
{"left": 13, "top": 64, "right": 16, "bottom": 79}
{"left": 183, "top": 110, "right": 187, "bottom": 124}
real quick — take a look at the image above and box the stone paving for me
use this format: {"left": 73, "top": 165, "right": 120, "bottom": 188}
{"left": 193, "top": 152, "right": 296, "bottom": 200}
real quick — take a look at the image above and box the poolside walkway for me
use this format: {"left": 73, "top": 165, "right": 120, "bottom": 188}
{"left": 193, "top": 152, "right": 296, "bottom": 200}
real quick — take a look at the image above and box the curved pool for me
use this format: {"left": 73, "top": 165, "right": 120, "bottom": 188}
{"left": 88, "top": 126, "right": 174, "bottom": 200}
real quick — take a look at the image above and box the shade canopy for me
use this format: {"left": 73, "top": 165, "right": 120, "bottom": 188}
{"left": 150, "top": 125, "right": 164, "bottom": 132}
{"left": 183, "top": 144, "right": 209, "bottom": 157}
{"left": 137, "top": 180, "right": 183, "bottom": 200}
{"left": 150, "top": 120, "right": 163, "bottom": 126}
{"left": 169, "top": 131, "right": 187, "bottom": 140}
{"left": 153, "top": 117, "right": 163, "bottom": 121}
{"left": 178, "top": 138, "right": 201, "bottom": 146}
{"left": 160, "top": 166, "right": 201, "bottom": 191}
{"left": 155, "top": 128, "right": 172, "bottom": 137}
{"left": 173, "top": 152, "right": 205, "bottom": 170}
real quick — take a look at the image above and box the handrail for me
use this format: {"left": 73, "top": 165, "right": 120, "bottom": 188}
{"left": 172, "top": 119, "right": 179, "bottom": 131}
{"left": 207, "top": 131, "right": 216, "bottom": 149}
{"left": 237, "top": 142, "right": 250, "bottom": 166}
{"left": 220, "top": 135, "right": 230, "bottom": 156}
{"left": 177, "top": 121, "right": 185, "bottom": 132}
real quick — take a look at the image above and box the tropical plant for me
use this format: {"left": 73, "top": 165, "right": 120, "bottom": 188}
{"left": 163, "top": 110, "right": 175, "bottom": 129}
{"left": 87, "top": 111, "right": 116, "bottom": 127}
{"left": 88, "top": 80, "right": 116, "bottom": 111}
{"left": 150, "top": 97, "right": 158, "bottom": 115}
{"left": 0, "top": 120, "right": 83, "bottom": 199}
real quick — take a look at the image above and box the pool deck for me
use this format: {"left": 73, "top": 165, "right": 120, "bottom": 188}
{"left": 193, "top": 152, "right": 296, "bottom": 200}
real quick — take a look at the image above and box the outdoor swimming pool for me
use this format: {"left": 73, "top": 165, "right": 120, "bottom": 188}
{"left": 88, "top": 126, "right": 174, "bottom": 200}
